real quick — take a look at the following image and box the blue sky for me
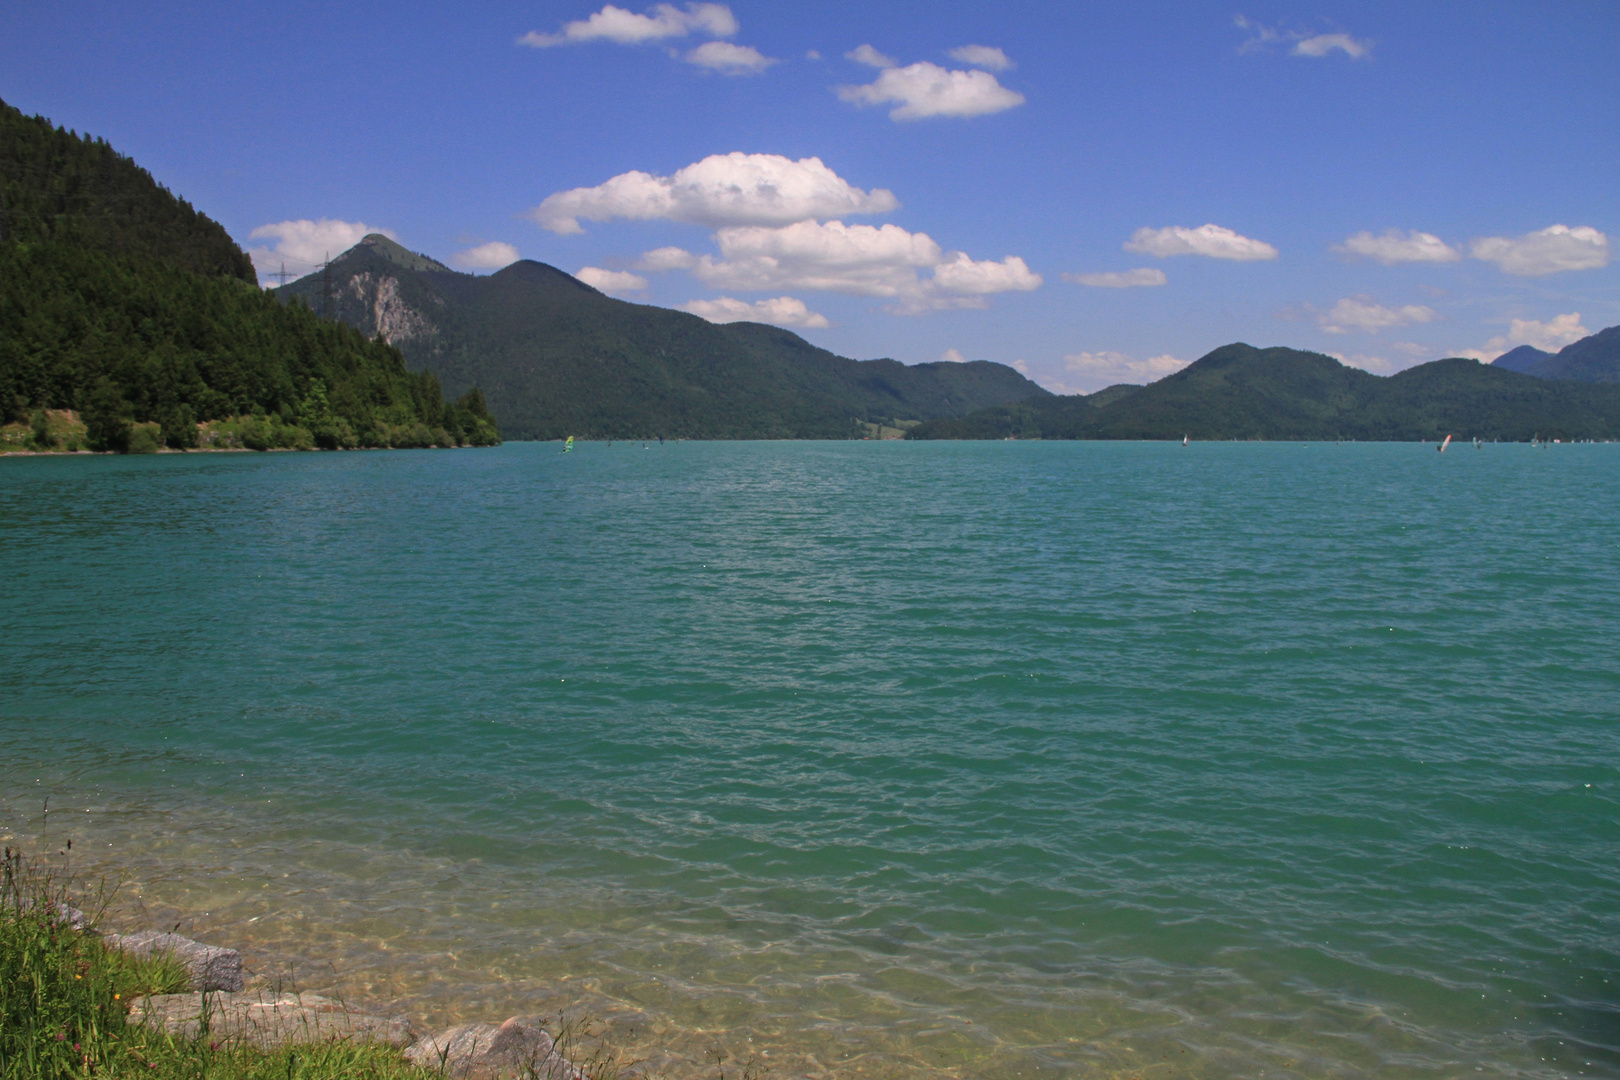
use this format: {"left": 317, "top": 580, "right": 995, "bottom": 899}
{"left": 3, "top": 1, "right": 1616, "bottom": 391}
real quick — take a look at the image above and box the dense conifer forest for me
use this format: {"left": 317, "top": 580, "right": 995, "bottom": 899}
{"left": 0, "top": 98, "right": 498, "bottom": 451}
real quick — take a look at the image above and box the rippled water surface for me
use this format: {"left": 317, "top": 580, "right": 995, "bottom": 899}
{"left": 2, "top": 441, "right": 1617, "bottom": 1079}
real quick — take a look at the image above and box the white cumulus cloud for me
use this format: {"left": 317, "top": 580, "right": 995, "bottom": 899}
{"left": 1125, "top": 224, "right": 1278, "bottom": 261}
{"left": 684, "top": 41, "right": 775, "bottom": 73}
{"left": 680, "top": 220, "right": 941, "bottom": 296}
{"left": 679, "top": 295, "right": 829, "bottom": 328}
{"left": 518, "top": 2, "right": 736, "bottom": 47}
{"left": 931, "top": 252, "right": 1041, "bottom": 295}
{"left": 576, "top": 267, "right": 649, "bottom": 294}
{"left": 1334, "top": 229, "right": 1461, "bottom": 265}
{"left": 452, "top": 241, "right": 520, "bottom": 270}
{"left": 247, "top": 218, "right": 394, "bottom": 283}
{"left": 948, "top": 45, "right": 1013, "bottom": 70}
{"left": 1062, "top": 268, "right": 1167, "bottom": 288}
{"left": 530, "top": 153, "right": 898, "bottom": 234}
{"left": 838, "top": 61, "right": 1025, "bottom": 120}
{"left": 1470, "top": 225, "right": 1610, "bottom": 276}
{"left": 939, "top": 348, "right": 968, "bottom": 363}
{"left": 639, "top": 219, "right": 1040, "bottom": 314}
{"left": 1059, "top": 351, "right": 1189, "bottom": 394}
{"left": 1317, "top": 296, "right": 1438, "bottom": 334}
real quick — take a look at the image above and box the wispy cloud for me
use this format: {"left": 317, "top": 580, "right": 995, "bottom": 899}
{"left": 948, "top": 45, "right": 1014, "bottom": 71}
{"left": 1328, "top": 352, "right": 1399, "bottom": 374}
{"left": 1292, "top": 33, "right": 1369, "bottom": 58}
{"left": 1234, "top": 15, "right": 1371, "bottom": 59}
{"left": 1316, "top": 296, "right": 1437, "bottom": 335}
{"left": 1062, "top": 268, "right": 1167, "bottom": 288}
{"left": 683, "top": 40, "right": 776, "bottom": 73}
{"left": 846, "top": 44, "right": 898, "bottom": 69}
{"left": 1056, "top": 350, "right": 1188, "bottom": 393}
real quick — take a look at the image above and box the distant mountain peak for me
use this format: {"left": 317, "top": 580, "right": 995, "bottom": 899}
{"left": 1491, "top": 344, "right": 1551, "bottom": 374}
{"left": 1489, "top": 325, "right": 1619, "bottom": 383}
{"left": 491, "top": 258, "right": 599, "bottom": 293}
{"left": 339, "top": 234, "right": 455, "bottom": 274}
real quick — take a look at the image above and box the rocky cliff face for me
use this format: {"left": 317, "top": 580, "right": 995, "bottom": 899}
{"left": 341, "top": 271, "right": 439, "bottom": 346}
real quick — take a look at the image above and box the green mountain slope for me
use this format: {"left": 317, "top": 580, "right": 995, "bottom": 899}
{"left": 277, "top": 236, "right": 1049, "bottom": 440}
{"left": 1489, "top": 325, "right": 1620, "bottom": 383}
{"left": 910, "top": 344, "right": 1620, "bottom": 441}
{"left": 1531, "top": 325, "right": 1620, "bottom": 383}
{"left": 0, "top": 100, "right": 254, "bottom": 282}
{"left": 1490, "top": 344, "right": 1552, "bottom": 375}
{"left": 0, "top": 99, "right": 496, "bottom": 451}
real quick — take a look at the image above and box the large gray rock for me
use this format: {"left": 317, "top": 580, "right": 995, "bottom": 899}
{"left": 130, "top": 991, "right": 414, "bottom": 1049}
{"left": 18, "top": 899, "right": 92, "bottom": 930}
{"left": 405, "top": 1017, "right": 583, "bottom": 1080}
{"left": 105, "top": 931, "right": 244, "bottom": 993}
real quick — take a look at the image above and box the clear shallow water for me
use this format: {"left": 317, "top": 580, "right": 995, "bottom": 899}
{"left": 1, "top": 441, "right": 1617, "bottom": 1079}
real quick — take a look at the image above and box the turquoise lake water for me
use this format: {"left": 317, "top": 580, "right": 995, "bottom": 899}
{"left": 1, "top": 441, "right": 1616, "bottom": 1079}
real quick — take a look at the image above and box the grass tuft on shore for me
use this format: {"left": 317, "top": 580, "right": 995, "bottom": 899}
{"left": 0, "top": 848, "right": 433, "bottom": 1080}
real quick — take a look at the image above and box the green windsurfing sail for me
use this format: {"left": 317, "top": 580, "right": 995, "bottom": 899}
{"left": 564, "top": 435, "right": 574, "bottom": 453}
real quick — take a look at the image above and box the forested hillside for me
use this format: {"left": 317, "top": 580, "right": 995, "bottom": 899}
{"left": 1492, "top": 325, "right": 1620, "bottom": 383}
{"left": 910, "top": 344, "right": 1620, "bottom": 441}
{"left": 0, "top": 98, "right": 497, "bottom": 451}
{"left": 278, "top": 234, "right": 1049, "bottom": 440}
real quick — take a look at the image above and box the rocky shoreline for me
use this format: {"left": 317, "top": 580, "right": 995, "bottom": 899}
{"left": 73, "top": 908, "right": 586, "bottom": 1079}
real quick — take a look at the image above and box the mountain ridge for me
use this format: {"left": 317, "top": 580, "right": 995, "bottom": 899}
{"left": 1490, "top": 325, "right": 1620, "bottom": 382}
{"left": 277, "top": 242, "right": 1051, "bottom": 440}
{"left": 910, "top": 342, "right": 1620, "bottom": 441}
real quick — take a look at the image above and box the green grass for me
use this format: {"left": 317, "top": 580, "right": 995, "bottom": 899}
{"left": 0, "top": 849, "right": 436, "bottom": 1080}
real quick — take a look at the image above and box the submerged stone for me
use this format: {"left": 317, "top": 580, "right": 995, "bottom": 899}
{"left": 405, "top": 1017, "right": 583, "bottom": 1080}
{"left": 130, "top": 990, "right": 415, "bottom": 1049}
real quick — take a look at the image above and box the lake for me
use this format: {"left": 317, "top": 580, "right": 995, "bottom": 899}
{"left": 1, "top": 440, "right": 1615, "bottom": 1079}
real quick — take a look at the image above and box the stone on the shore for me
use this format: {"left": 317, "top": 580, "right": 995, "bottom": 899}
{"left": 18, "top": 899, "right": 92, "bottom": 930}
{"left": 130, "top": 991, "right": 415, "bottom": 1049}
{"left": 58, "top": 902, "right": 92, "bottom": 930}
{"left": 105, "top": 930, "right": 245, "bottom": 993}
{"left": 405, "top": 1017, "right": 584, "bottom": 1080}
